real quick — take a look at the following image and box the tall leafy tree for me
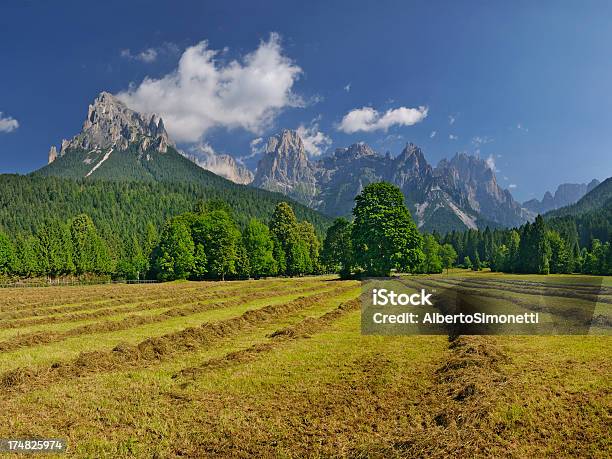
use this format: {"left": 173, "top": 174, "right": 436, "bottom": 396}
{"left": 243, "top": 218, "right": 277, "bottom": 278}
{"left": 191, "top": 209, "right": 241, "bottom": 280}
{"left": 351, "top": 182, "right": 423, "bottom": 276}
{"left": 0, "top": 231, "right": 16, "bottom": 275}
{"left": 419, "top": 234, "right": 443, "bottom": 274}
{"left": 152, "top": 218, "right": 195, "bottom": 281}
{"left": 322, "top": 218, "right": 353, "bottom": 278}
{"left": 439, "top": 243, "right": 457, "bottom": 274}
{"left": 37, "top": 220, "right": 75, "bottom": 276}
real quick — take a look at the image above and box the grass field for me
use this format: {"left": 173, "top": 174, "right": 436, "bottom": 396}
{"left": 0, "top": 272, "right": 610, "bottom": 457}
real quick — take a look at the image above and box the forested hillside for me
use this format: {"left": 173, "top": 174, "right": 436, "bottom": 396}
{"left": 545, "top": 178, "right": 611, "bottom": 219}
{"left": 0, "top": 174, "right": 331, "bottom": 241}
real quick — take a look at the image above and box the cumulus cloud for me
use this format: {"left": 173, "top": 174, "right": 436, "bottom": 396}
{"left": 296, "top": 119, "right": 332, "bottom": 156}
{"left": 430, "top": 130, "right": 437, "bottom": 138}
{"left": 0, "top": 112, "right": 19, "bottom": 133}
{"left": 508, "top": 184, "right": 517, "bottom": 189}
{"left": 116, "top": 33, "right": 303, "bottom": 143}
{"left": 337, "top": 105, "right": 428, "bottom": 133}
{"left": 344, "top": 83, "right": 351, "bottom": 92}
{"left": 449, "top": 114, "right": 456, "bottom": 125}
{"left": 449, "top": 134, "right": 458, "bottom": 140}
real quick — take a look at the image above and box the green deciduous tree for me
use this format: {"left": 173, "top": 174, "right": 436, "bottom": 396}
{"left": 243, "top": 218, "right": 277, "bottom": 278}
{"left": 322, "top": 218, "right": 353, "bottom": 278}
{"left": 153, "top": 218, "right": 195, "bottom": 281}
{"left": 0, "top": 231, "right": 16, "bottom": 275}
{"left": 351, "top": 182, "right": 423, "bottom": 276}
{"left": 440, "top": 243, "right": 458, "bottom": 274}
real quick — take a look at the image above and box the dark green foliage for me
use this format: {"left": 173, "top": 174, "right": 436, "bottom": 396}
{"left": 0, "top": 174, "right": 330, "bottom": 245}
{"left": 37, "top": 220, "right": 75, "bottom": 276}
{"left": 152, "top": 219, "right": 195, "bottom": 281}
{"left": 0, "top": 231, "right": 16, "bottom": 275}
{"left": 243, "top": 219, "right": 277, "bottom": 278}
{"left": 418, "top": 234, "right": 443, "bottom": 274}
{"left": 351, "top": 182, "right": 424, "bottom": 276}
{"left": 439, "top": 243, "right": 457, "bottom": 274}
{"left": 548, "top": 231, "right": 571, "bottom": 274}
{"left": 268, "top": 202, "right": 319, "bottom": 276}
{"left": 70, "top": 214, "right": 112, "bottom": 275}
{"left": 463, "top": 256, "right": 472, "bottom": 270}
{"left": 472, "top": 251, "right": 481, "bottom": 271}
{"left": 191, "top": 210, "right": 241, "bottom": 280}
{"left": 321, "top": 218, "right": 353, "bottom": 278}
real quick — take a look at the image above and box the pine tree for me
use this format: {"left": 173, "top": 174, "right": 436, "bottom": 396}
{"left": 532, "top": 215, "right": 551, "bottom": 274}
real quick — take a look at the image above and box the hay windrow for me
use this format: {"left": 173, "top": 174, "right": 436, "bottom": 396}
{"left": 0, "top": 283, "right": 333, "bottom": 353}
{"left": 0, "top": 284, "right": 357, "bottom": 393}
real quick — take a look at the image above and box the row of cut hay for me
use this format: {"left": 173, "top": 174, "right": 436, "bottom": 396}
{"left": 0, "top": 278, "right": 295, "bottom": 315}
{"left": 0, "top": 278, "right": 296, "bottom": 324}
{"left": 177, "top": 298, "right": 361, "bottom": 379}
{"left": 403, "top": 277, "right": 604, "bottom": 326}
{"left": 0, "top": 283, "right": 338, "bottom": 353}
{"left": 431, "top": 276, "right": 612, "bottom": 304}
{"left": 446, "top": 275, "right": 612, "bottom": 295}
{"left": 0, "top": 284, "right": 358, "bottom": 393}
{"left": 351, "top": 335, "right": 511, "bottom": 458}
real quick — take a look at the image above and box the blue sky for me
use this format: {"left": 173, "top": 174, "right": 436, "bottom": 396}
{"left": 1, "top": 0, "right": 611, "bottom": 201}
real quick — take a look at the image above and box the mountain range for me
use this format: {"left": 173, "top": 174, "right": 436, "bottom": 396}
{"left": 35, "top": 91, "right": 602, "bottom": 233}
{"left": 250, "top": 129, "right": 529, "bottom": 232}
{"left": 522, "top": 180, "right": 600, "bottom": 214}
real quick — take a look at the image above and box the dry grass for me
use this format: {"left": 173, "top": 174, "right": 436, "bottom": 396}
{"left": 0, "top": 274, "right": 609, "bottom": 457}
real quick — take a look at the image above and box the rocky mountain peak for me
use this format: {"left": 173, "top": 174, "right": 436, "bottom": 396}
{"left": 182, "top": 146, "right": 254, "bottom": 185}
{"left": 522, "top": 179, "right": 601, "bottom": 214}
{"left": 253, "top": 129, "right": 317, "bottom": 205}
{"left": 48, "top": 91, "right": 171, "bottom": 163}
{"left": 334, "top": 142, "right": 376, "bottom": 160}
{"left": 395, "top": 143, "right": 429, "bottom": 172}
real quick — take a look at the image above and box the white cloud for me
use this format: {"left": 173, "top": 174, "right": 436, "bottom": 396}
{"left": 449, "top": 134, "right": 458, "bottom": 140}
{"left": 485, "top": 154, "right": 500, "bottom": 172}
{"left": 116, "top": 33, "right": 303, "bottom": 143}
{"left": 449, "top": 114, "right": 456, "bottom": 125}
{"left": 121, "top": 48, "right": 158, "bottom": 63}
{"left": 344, "top": 83, "right": 351, "bottom": 92}
{"left": 430, "top": 130, "right": 437, "bottom": 138}
{"left": 296, "top": 119, "right": 332, "bottom": 156}
{"left": 337, "top": 105, "right": 428, "bottom": 133}
{"left": 508, "top": 184, "right": 517, "bottom": 189}
{"left": 238, "top": 137, "right": 266, "bottom": 162}
{"left": 0, "top": 112, "right": 19, "bottom": 133}
{"left": 120, "top": 43, "right": 179, "bottom": 63}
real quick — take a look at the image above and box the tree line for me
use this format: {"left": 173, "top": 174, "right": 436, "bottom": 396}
{"left": 0, "top": 200, "right": 322, "bottom": 281}
{"left": 439, "top": 215, "right": 611, "bottom": 275}
{"left": 1, "top": 180, "right": 608, "bottom": 281}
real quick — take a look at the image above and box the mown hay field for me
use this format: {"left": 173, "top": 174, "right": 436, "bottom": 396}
{"left": 0, "top": 273, "right": 610, "bottom": 458}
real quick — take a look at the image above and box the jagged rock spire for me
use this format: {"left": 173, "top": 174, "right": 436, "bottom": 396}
{"left": 54, "top": 91, "right": 171, "bottom": 158}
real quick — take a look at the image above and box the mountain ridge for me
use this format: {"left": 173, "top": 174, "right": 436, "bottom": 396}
{"left": 252, "top": 131, "right": 530, "bottom": 232}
